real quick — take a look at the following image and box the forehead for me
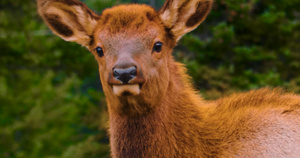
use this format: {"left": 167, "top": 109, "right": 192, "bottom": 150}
{"left": 94, "top": 5, "right": 165, "bottom": 43}
{"left": 91, "top": 4, "right": 176, "bottom": 49}
{"left": 100, "top": 4, "right": 159, "bottom": 33}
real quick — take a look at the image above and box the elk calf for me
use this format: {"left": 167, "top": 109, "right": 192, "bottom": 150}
{"left": 37, "top": 0, "right": 300, "bottom": 157}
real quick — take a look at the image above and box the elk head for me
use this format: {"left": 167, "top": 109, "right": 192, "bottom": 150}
{"left": 37, "top": 0, "right": 213, "bottom": 117}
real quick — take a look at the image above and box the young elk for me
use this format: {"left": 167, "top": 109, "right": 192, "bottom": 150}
{"left": 37, "top": 0, "right": 300, "bottom": 157}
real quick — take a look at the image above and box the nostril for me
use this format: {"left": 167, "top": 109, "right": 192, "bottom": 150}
{"left": 113, "top": 68, "right": 120, "bottom": 77}
{"left": 130, "top": 67, "right": 137, "bottom": 76}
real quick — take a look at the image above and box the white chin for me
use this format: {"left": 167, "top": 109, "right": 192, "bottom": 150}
{"left": 112, "top": 84, "right": 140, "bottom": 96}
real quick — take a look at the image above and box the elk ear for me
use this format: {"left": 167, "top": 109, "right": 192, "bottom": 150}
{"left": 36, "top": 0, "right": 100, "bottom": 46}
{"left": 159, "top": 0, "right": 213, "bottom": 41}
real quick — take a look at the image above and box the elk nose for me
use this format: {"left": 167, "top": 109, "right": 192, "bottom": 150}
{"left": 113, "top": 66, "right": 137, "bottom": 84}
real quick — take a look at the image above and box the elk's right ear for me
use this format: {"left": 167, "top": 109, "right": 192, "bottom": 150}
{"left": 36, "top": 0, "right": 100, "bottom": 46}
{"left": 159, "top": 0, "right": 213, "bottom": 41}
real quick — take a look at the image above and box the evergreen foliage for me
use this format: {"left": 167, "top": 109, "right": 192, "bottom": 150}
{"left": 179, "top": 0, "right": 300, "bottom": 99}
{"left": 0, "top": 0, "right": 299, "bottom": 157}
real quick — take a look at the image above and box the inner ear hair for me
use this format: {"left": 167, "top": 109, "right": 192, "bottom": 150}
{"left": 159, "top": 0, "right": 213, "bottom": 41}
{"left": 37, "top": 0, "right": 100, "bottom": 46}
{"left": 185, "top": 1, "right": 212, "bottom": 27}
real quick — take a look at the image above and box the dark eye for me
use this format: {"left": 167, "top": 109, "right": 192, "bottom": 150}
{"left": 153, "top": 42, "right": 163, "bottom": 53}
{"left": 95, "top": 47, "right": 104, "bottom": 57}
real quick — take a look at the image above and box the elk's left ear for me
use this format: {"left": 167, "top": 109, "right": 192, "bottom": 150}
{"left": 159, "top": 0, "right": 213, "bottom": 41}
{"left": 36, "top": 0, "right": 100, "bottom": 46}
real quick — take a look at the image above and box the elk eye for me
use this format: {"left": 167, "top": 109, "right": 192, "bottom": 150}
{"left": 153, "top": 42, "right": 163, "bottom": 53}
{"left": 95, "top": 47, "right": 104, "bottom": 57}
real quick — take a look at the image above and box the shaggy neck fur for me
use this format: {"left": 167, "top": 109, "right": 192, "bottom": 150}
{"left": 107, "top": 58, "right": 211, "bottom": 157}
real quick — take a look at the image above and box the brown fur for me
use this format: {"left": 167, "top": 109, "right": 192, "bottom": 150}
{"left": 37, "top": 0, "right": 300, "bottom": 157}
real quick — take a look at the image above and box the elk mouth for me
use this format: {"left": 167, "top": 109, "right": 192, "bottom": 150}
{"left": 112, "top": 84, "right": 143, "bottom": 97}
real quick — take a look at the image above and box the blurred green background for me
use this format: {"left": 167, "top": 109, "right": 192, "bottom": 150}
{"left": 0, "top": 0, "right": 299, "bottom": 157}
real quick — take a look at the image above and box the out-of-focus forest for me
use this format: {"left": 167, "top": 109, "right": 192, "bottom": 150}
{"left": 0, "top": 0, "right": 299, "bottom": 157}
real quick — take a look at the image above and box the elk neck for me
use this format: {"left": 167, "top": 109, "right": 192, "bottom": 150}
{"left": 107, "top": 57, "right": 209, "bottom": 157}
